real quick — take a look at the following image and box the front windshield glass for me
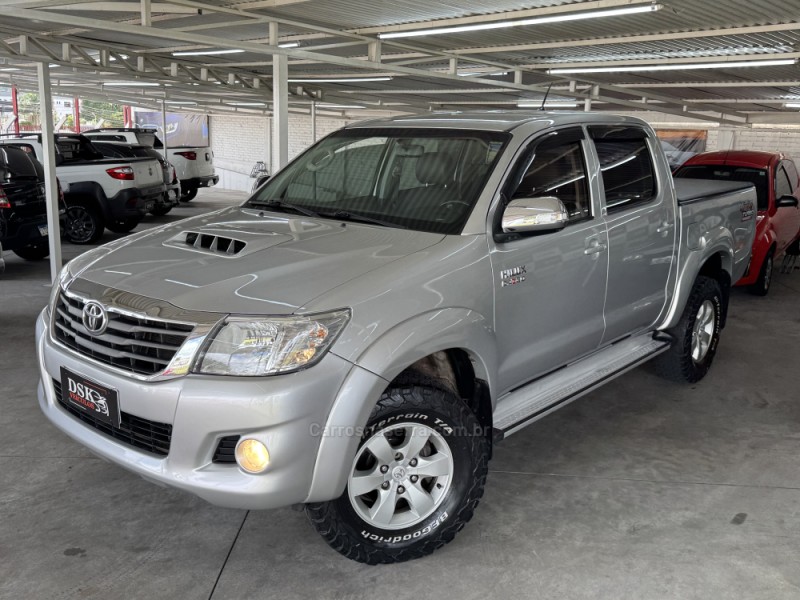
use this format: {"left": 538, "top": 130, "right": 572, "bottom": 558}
{"left": 244, "top": 128, "right": 509, "bottom": 234}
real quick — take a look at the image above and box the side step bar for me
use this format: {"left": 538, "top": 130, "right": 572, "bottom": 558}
{"left": 494, "top": 334, "right": 670, "bottom": 438}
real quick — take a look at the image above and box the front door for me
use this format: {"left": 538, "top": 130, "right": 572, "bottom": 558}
{"left": 490, "top": 128, "right": 608, "bottom": 395}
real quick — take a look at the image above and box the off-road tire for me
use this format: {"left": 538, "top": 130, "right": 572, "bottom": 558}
{"left": 64, "top": 201, "right": 104, "bottom": 244}
{"left": 749, "top": 249, "right": 774, "bottom": 296}
{"left": 653, "top": 275, "right": 722, "bottom": 383}
{"left": 13, "top": 243, "right": 49, "bottom": 260}
{"left": 106, "top": 217, "right": 140, "bottom": 234}
{"left": 306, "top": 383, "right": 489, "bottom": 564}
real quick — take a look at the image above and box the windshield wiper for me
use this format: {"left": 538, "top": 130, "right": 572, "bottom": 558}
{"left": 247, "top": 199, "right": 321, "bottom": 218}
{"left": 324, "top": 210, "right": 406, "bottom": 229}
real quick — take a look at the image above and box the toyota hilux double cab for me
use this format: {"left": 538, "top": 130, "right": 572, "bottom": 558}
{"left": 36, "top": 113, "right": 756, "bottom": 564}
{"left": 675, "top": 150, "right": 800, "bottom": 295}
{"left": 0, "top": 133, "right": 165, "bottom": 243}
{"left": 83, "top": 127, "right": 217, "bottom": 202}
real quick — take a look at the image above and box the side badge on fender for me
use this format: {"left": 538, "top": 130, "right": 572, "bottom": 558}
{"left": 500, "top": 265, "right": 527, "bottom": 287}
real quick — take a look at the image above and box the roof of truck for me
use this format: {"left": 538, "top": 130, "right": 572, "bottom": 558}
{"left": 346, "top": 110, "right": 649, "bottom": 133}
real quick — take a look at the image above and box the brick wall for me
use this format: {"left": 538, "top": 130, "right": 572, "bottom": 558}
{"left": 209, "top": 112, "right": 353, "bottom": 190}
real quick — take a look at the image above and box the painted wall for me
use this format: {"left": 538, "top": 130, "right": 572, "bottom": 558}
{"left": 209, "top": 112, "right": 350, "bottom": 192}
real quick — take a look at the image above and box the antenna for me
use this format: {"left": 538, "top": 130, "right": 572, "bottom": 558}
{"left": 539, "top": 83, "right": 553, "bottom": 111}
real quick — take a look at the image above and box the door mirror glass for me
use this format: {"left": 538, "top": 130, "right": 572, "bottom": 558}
{"left": 501, "top": 196, "right": 569, "bottom": 234}
{"left": 777, "top": 195, "right": 799, "bottom": 208}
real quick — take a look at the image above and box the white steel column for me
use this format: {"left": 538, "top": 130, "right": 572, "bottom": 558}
{"left": 311, "top": 100, "right": 316, "bottom": 143}
{"left": 161, "top": 98, "right": 168, "bottom": 155}
{"left": 37, "top": 62, "right": 62, "bottom": 282}
{"left": 270, "top": 22, "right": 288, "bottom": 172}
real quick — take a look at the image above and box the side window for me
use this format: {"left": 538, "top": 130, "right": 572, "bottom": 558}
{"left": 783, "top": 160, "right": 800, "bottom": 188}
{"left": 510, "top": 135, "right": 591, "bottom": 222}
{"left": 589, "top": 126, "right": 657, "bottom": 213}
{"left": 775, "top": 164, "right": 794, "bottom": 200}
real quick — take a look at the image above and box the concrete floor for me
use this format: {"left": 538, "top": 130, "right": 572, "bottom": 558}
{"left": 2, "top": 189, "right": 800, "bottom": 599}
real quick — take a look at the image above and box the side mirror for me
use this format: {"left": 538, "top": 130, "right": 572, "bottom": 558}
{"left": 502, "top": 196, "right": 569, "bottom": 234}
{"left": 777, "top": 195, "right": 799, "bottom": 208}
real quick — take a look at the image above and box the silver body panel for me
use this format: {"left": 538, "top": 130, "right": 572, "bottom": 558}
{"left": 36, "top": 112, "right": 757, "bottom": 509}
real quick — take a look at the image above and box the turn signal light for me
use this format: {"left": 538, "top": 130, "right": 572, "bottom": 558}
{"left": 235, "top": 438, "right": 270, "bottom": 473}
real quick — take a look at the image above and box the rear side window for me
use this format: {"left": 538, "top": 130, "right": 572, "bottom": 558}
{"left": 89, "top": 134, "right": 127, "bottom": 142}
{"left": 0, "top": 146, "right": 42, "bottom": 179}
{"left": 92, "top": 143, "right": 133, "bottom": 158}
{"left": 589, "top": 126, "right": 657, "bottom": 213}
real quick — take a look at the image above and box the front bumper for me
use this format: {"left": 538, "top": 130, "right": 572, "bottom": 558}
{"left": 35, "top": 308, "right": 359, "bottom": 510}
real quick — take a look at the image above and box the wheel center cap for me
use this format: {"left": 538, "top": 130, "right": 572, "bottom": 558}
{"left": 391, "top": 466, "right": 407, "bottom": 481}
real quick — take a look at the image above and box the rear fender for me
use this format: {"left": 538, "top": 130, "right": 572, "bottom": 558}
{"left": 64, "top": 182, "right": 108, "bottom": 220}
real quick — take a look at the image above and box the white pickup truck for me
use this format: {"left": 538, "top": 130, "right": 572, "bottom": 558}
{"left": 0, "top": 133, "right": 164, "bottom": 243}
{"left": 83, "top": 128, "right": 218, "bottom": 202}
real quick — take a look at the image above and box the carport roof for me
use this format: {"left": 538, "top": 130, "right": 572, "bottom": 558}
{"left": 1, "top": 0, "right": 800, "bottom": 125}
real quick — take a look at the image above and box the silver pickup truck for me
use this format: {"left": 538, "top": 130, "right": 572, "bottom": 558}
{"left": 35, "top": 113, "right": 756, "bottom": 564}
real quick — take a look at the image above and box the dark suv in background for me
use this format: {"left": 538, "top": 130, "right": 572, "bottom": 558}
{"left": 1, "top": 146, "right": 51, "bottom": 269}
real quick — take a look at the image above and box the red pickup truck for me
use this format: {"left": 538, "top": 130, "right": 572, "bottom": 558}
{"left": 675, "top": 151, "right": 800, "bottom": 295}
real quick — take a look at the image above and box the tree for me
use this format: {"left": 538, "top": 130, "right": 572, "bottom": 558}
{"left": 80, "top": 100, "right": 124, "bottom": 127}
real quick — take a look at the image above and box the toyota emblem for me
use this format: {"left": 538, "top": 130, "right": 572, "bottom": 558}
{"left": 82, "top": 300, "right": 108, "bottom": 336}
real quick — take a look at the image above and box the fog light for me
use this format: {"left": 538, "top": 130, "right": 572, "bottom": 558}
{"left": 235, "top": 438, "right": 270, "bottom": 473}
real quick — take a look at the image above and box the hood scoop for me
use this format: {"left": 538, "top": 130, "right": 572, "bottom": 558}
{"left": 166, "top": 230, "right": 247, "bottom": 256}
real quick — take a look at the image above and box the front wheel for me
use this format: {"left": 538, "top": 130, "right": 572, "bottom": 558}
{"left": 653, "top": 275, "right": 722, "bottom": 383}
{"left": 13, "top": 243, "right": 49, "bottom": 260}
{"left": 306, "top": 383, "right": 488, "bottom": 564}
{"left": 749, "top": 250, "right": 774, "bottom": 296}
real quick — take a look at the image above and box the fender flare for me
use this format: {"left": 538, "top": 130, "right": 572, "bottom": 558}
{"left": 661, "top": 241, "right": 733, "bottom": 331}
{"left": 65, "top": 182, "right": 110, "bottom": 221}
{"left": 304, "top": 308, "right": 497, "bottom": 503}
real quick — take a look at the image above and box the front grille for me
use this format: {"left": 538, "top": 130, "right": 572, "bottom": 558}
{"left": 213, "top": 435, "right": 240, "bottom": 464}
{"left": 53, "top": 379, "right": 172, "bottom": 456}
{"left": 52, "top": 292, "right": 194, "bottom": 376}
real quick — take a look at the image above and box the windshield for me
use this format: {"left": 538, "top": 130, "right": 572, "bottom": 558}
{"left": 675, "top": 164, "right": 769, "bottom": 211}
{"left": 244, "top": 128, "right": 509, "bottom": 234}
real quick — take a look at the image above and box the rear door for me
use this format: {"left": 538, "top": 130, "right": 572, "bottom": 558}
{"left": 587, "top": 125, "right": 676, "bottom": 344}
{"left": 490, "top": 127, "right": 608, "bottom": 393}
{"left": 0, "top": 146, "right": 46, "bottom": 219}
{"left": 128, "top": 158, "right": 163, "bottom": 188}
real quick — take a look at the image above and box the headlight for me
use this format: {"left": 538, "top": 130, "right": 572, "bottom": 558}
{"left": 194, "top": 309, "right": 350, "bottom": 376}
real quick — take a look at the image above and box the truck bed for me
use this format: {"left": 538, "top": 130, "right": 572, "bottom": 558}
{"left": 674, "top": 178, "right": 755, "bottom": 205}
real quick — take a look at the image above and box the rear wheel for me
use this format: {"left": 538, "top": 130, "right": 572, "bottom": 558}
{"left": 181, "top": 186, "right": 198, "bottom": 202}
{"left": 106, "top": 217, "right": 140, "bottom": 234}
{"left": 13, "top": 243, "right": 49, "bottom": 260}
{"left": 749, "top": 249, "right": 774, "bottom": 296}
{"left": 654, "top": 275, "right": 722, "bottom": 383}
{"left": 64, "top": 202, "right": 103, "bottom": 244}
{"left": 306, "top": 383, "right": 488, "bottom": 564}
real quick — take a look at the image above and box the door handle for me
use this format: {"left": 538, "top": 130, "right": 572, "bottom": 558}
{"left": 657, "top": 221, "right": 674, "bottom": 235}
{"left": 584, "top": 238, "right": 608, "bottom": 255}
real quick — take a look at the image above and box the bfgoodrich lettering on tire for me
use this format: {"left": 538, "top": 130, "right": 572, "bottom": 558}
{"left": 654, "top": 275, "right": 722, "bottom": 383}
{"left": 306, "top": 383, "right": 488, "bottom": 564}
